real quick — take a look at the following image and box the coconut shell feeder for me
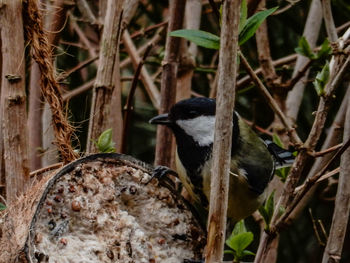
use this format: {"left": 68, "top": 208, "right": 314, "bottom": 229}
{"left": 0, "top": 154, "right": 206, "bottom": 263}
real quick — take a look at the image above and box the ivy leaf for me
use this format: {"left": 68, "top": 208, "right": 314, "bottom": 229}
{"left": 313, "top": 60, "right": 330, "bottom": 96}
{"left": 0, "top": 202, "right": 6, "bottom": 211}
{"left": 170, "top": 29, "right": 220, "bottom": 50}
{"left": 295, "top": 36, "right": 316, "bottom": 59}
{"left": 239, "top": 6, "right": 278, "bottom": 45}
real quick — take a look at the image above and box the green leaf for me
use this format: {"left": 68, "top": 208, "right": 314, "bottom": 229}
{"left": 227, "top": 232, "right": 254, "bottom": 252}
{"left": 0, "top": 202, "right": 6, "bottom": 211}
{"left": 96, "top": 128, "right": 115, "bottom": 153}
{"left": 239, "top": 0, "right": 248, "bottom": 33}
{"left": 316, "top": 38, "right": 332, "bottom": 60}
{"left": 313, "top": 60, "right": 330, "bottom": 96}
{"left": 226, "top": 220, "right": 247, "bottom": 250}
{"left": 242, "top": 250, "right": 256, "bottom": 257}
{"left": 239, "top": 6, "right": 278, "bottom": 45}
{"left": 170, "top": 29, "right": 220, "bottom": 50}
{"left": 295, "top": 36, "right": 316, "bottom": 59}
{"left": 224, "top": 250, "right": 235, "bottom": 255}
{"left": 233, "top": 219, "right": 247, "bottom": 236}
{"left": 275, "top": 166, "right": 290, "bottom": 182}
{"left": 258, "top": 206, "right": 269, "bottom": 225}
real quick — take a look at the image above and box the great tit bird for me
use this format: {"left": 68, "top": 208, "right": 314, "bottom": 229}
{"left": 150, "top": 97, "right": 294, "bottom": 222}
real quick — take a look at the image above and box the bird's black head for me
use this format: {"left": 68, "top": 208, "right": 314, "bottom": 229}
{"left": 149, "top": 98, "right": 217, "bottom": 147}
{"left": 150, "top": 97, "right": 216, "bottom": 123}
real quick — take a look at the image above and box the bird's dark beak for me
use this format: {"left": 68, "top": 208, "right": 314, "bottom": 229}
{"left": 149, "top": 113, "right": 172, "bottom": 125}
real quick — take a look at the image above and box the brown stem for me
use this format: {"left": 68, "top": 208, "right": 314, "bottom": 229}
{"left": 321, "top": 94, "right": 350, "bottom": 262}
{"left": 322, "top": 0, "right": 338, "bottom": 42}
{"left": 255, "top": 0, "right": 279, "bottom": 88}
{"left": 86, "top": 0, "right": 125, "bottom": 153}
{"left": 121, "top": 44, "right": 153, "bottom": 153}
{"left": 1, "top": 0, "right": 30, "bottom": 203}
{"left": 205, "top": 0, "right": 241, "bottom": 262}
{"left": 154, "top": 0, "right": 186, "bottom": 167}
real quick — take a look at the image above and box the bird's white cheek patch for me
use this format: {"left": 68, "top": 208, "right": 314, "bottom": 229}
{"left": 176, "top": 116, "right": 215, "bottom": 146}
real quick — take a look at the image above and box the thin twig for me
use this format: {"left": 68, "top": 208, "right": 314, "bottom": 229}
{"left": 57, "top": 56, "right": 98, "bottom": 82}
{"left": 295, "top": 167, "right": 340, "bottom": 193}
{"left": 237, "top": 54, "right": 297, "bottom": 89}
{"left": 275, "top": 136, "right": 350, "bottom": 230}
{"left": 62, "top": 78, "right": 95, "bottom": 101}
{"left": 130, "top": 21, "right": 168, "bottom": 39}
{"left": 121, "top": 44, "right": 154, "bottom": 153}
{"left": 309, "top": 208, "right": 326, "bottom": 246}
{"left": 70, "top": 13, "right": 97, "bottom": 58}
{"left": 122, "top": 30, "right": 161, "bottom": 109}
{"left": 285, "top": 59, "right": 313, "bottom": 89}
{"left": 76, "top": 0, "right": 98, "bottom": 25}
{"left": 120, "top": 27, "right": 163, "bottom": 69}
{"left": 239, "top": 52, "right": 302, "bottom": 146}
{"left": 310, "top": 143, "right": 343, "bottom": 157}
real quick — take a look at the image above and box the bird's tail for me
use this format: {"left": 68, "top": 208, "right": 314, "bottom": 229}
{"left": 264, "top": 140, "right": 295, "bottom": 169}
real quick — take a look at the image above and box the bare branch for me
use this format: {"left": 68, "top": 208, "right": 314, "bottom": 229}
{"left": 1, "top": 0, "right": 30, "bottom": 203}
{"left": 76, "top": 0, "right": 98, "bottom": 25}
{"left": 239, "top": 52, "right": 302, "bottom": 146}
{"left": 322, "top": 93, "right": 350, "bottom": 261}
{"left": 322, "top": 0, "right": 338, "bottom": 42}
{"left": 286, "top": 0, "right": 322, "bottom": 122}
{"left": 121, "top": 44, "right": 154, "bottom": 153}
{"left": 122, "top": 30, "right": 161, "bottom": 109}
{"left": 255, "top": 0, "right": 279, "bottom": 88}
{"left": 154, "top": 0, "right": 186, "bottom": 167}
{"left": 86, "top": 0, "right": 125, "bottom": 153}
{"left": 205, "top": 0, "right": 240, "bottom": 262}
